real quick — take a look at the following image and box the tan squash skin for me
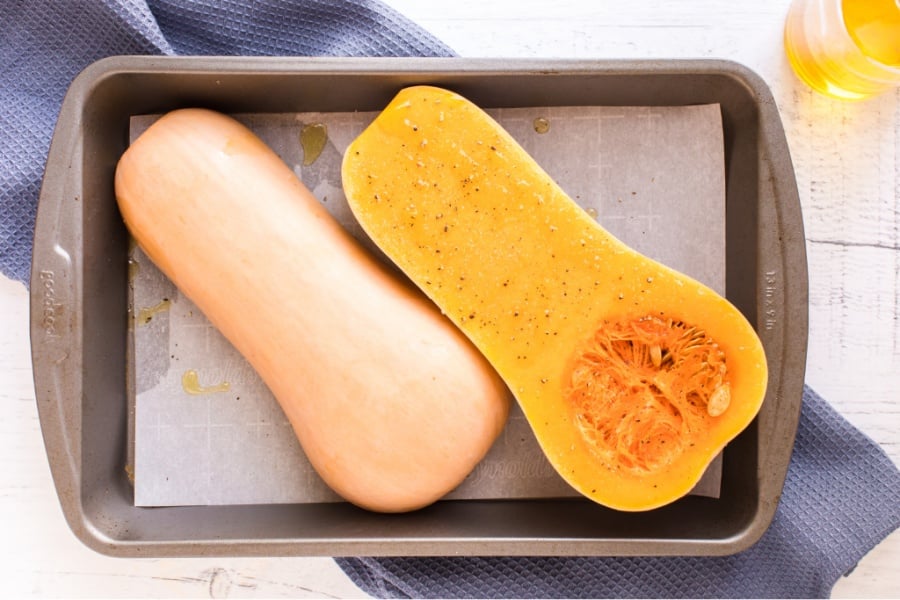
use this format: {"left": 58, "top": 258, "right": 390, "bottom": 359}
{"left": 343, "top": 86, "right": 769, "bottom": 511}
{"left": 115, "top": 108, "right": 510, "bottom": 513}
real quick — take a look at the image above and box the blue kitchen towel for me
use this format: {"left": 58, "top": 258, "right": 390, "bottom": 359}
{"left": 2, "top": 3, "right": 898, "bottom": 599}
{"left": 337, "top": 386, "right": 900, "bottom": 598}
{"left": 0, "top": 0, "right": 452, "bottom": 284}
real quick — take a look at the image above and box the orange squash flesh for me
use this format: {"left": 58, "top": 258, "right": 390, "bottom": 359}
{"left": 115, "top": 108, "right": 510, "bottom": 513}
{"left": 342, "top": 86, "right": 769, "bottom": 511}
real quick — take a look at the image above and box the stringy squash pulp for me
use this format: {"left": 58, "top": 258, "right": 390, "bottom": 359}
{"left": 342, "top": 86, "right": 769, "bottom": 511}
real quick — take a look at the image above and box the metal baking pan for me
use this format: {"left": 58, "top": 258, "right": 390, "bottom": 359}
{"left": 30, "top": 56, "right": 807, "bottom": 558}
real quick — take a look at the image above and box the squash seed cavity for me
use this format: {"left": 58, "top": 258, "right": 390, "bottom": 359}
{"left": 565, "top": 315, "right": 729, "bottom": 474}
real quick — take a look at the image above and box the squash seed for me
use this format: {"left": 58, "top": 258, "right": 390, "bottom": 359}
{"left": 650, "top": 345, "right": 662, "bottom": 368}
{"left": 707, "top": 383, "right": 731, "bottom": 417}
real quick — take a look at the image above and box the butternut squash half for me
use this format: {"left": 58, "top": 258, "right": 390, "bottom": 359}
{"left": 115, "top": 108, "right": 510, "bottom": 513}
{"left": 342, "top": 86, "right": 769, "bottom": 511}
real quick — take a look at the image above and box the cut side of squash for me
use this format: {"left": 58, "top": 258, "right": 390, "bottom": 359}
{"left": 342, "top": 86, "right": 769, "bottom": 511}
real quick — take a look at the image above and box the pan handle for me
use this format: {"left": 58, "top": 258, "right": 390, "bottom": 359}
{"left": 30, "top": 76, "right": 86, "bottom": 537}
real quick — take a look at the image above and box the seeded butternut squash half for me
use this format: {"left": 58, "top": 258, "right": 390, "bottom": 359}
{"left": 115, "top": 108, "right": 510, "bottom": 513}
{"left": 342, "top": 86, "right": 769, "bottom": 511}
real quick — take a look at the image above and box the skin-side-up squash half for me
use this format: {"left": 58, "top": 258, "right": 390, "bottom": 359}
{"left": 115, "top": 108, "right": 510, "bottom": 513}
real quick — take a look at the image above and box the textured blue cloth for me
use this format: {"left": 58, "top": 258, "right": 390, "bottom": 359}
{"left": 0, "top": 0, "right": 452, "bottom": 284}
{"left": 2, "top": 3, "right": 898, "bottom": 598}
{"left": 337, "top": 387, "right": 900, "bottom": 598}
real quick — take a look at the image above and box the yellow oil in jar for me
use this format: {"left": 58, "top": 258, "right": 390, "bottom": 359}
{"left": 785, "top": 0, "right": 900, "bottom": 100}
{"left": 844, "top": 0, "right": 900, "bottom": 66}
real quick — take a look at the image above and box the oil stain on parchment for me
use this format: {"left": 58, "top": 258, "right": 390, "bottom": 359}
{"left": 181, "top": 369, "right": 231, "bottom": 395}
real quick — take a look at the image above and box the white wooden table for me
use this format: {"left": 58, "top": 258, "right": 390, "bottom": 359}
{"left": 2, "top": 0, "right": 897, "bottom": 596}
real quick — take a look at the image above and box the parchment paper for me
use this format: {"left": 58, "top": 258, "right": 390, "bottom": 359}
{"left": 131, "top": 104, "right": 726, "bottom": 506}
